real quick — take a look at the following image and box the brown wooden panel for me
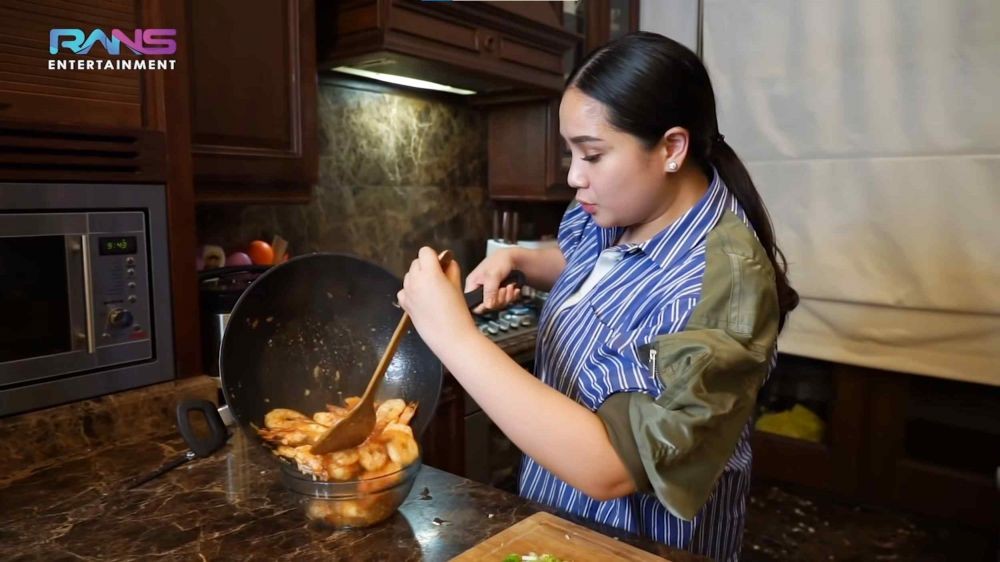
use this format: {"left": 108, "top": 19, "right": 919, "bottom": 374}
{"left": 3, "top": 0, "right": 134, "bottom": 29}
{"left": 0, "top": 0, "right": 144, "bottom": 128}
{"left": 894, "top": 459, "right": 998, "bottom": 530}
{"left": 390, "top": 4, "right": 481, "bottom": 54}
{"left": 488, "top": 102, "right": 549, "bottom": 198}
{"left": 189, "top": 0, "right": 293, "bottom": 151}
{"left": 189, "top": 0, "right": 316, "bottom": 197}
{"left": 496, "top": 35, "right": 563, "bottom": 74}
{"left": 325, "top": 0, "right": 577, "bottom": 94}
{"left": 0, "top": 70, "right": 138, "bottom": 101}
{"left": 826, "top": 364, "right": 868, "bottom": 496}
{"left": 752, "top": 431, "right": 836, "bottom": 488}
{"left": 0, "top": 120, "right": 165, "bottom": 182}
{"left": 863, "top": 370, "right": 909, "bottom": 501}
{"left": 0, "top": 91, "right": 141, "bottom": 128}
{"left": 420, "top": 375, "right": 465, "bottom": 475}
{"left": 0, "top": 47, "right": 141, "bottom": 87}
{"left": 481, "top": 1, "right": 563, "bottom": 29}
{"left": 141, "top": 0, "right": 200, "bottom": 378}
{"left": 338, "top": 2, "right": 379, "bottom": 35}
{"left": 0, "top": 60, "right": 139, "bottom": 94}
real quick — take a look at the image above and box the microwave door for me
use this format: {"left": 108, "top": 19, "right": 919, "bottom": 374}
{"left": 0, "top": 225, "right": 98, "bottom": 386}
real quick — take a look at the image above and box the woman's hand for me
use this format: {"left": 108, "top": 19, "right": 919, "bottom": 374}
{"left": 465, "top": 249, "right": 522, "bottom": 313}
{"left": 397, "top": 247, "right": 478, "bottom": 352}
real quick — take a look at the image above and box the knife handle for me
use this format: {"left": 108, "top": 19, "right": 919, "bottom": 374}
{"left": 464, "top": 270, "right": 526, "bottom": 309}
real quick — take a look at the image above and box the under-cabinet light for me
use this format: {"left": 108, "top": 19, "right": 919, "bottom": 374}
{"left": 332, "top": 66, "right": 477, "bottom": 96}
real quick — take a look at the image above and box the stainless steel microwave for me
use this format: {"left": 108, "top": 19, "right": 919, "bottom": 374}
{"left": 0, "top": 183, "right": 174, "bottom": 416}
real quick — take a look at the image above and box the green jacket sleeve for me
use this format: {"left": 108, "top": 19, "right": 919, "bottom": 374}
{"left": 597, "top": 211, "right": 780, "bottom": 520}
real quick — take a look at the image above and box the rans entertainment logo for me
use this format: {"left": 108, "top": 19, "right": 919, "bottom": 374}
{"left": 48, "top": 28, "right": 177, "bottom": 70}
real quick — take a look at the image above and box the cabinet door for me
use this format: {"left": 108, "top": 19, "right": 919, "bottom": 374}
{"left": 189, "top": 0, "right": 317, "bottom": 202}
{"left": 487, "top": 99, "right": 572, "bottom": 202}
{"left": 420, "top": 376, "right": 465, "bottom": 475}
{"left": 0, "top": 0, "right": 144, "bottom": 129}
{"left": 583, "top": 0, "right": 640, "bottom": 55}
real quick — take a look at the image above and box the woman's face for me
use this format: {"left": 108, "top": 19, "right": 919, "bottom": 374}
{"left": 559, "top": 87, "right": 671, "bottom": 229}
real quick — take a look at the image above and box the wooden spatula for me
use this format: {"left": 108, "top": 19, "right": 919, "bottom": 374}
{"left": 311, "top": 249, "right": 456, "bottom": 455}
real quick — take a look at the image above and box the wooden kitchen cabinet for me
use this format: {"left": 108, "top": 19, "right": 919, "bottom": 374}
{"left": 484, "top": 0, "right": 639, "bottom": 202}
{"left": 486, "top": 98, "right": 574, "bottom": 202}
{"left": 322, "top": 0, "right": 578, "bottom": 95}
{"left": 753, "top": 357, "right": 1000, "bottom": 531}
{"left": 187, "top": 0, "right": 318, "bottom": 203}
{"left": 420, "top": 375, "right": 466, "bottom": 476}
{"left": 0, "top": 0, "right": 148, "bottom": 129}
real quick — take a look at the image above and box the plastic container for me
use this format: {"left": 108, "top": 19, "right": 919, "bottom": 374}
{"left": 279, "top": 458, "right": 422, "bottom": 529}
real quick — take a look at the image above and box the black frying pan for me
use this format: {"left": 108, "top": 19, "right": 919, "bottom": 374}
{"left": 219, "top": 252, "right": 523, "bottom": 447}
{"left": 219, "top": 253, "right": 444, "bottom": 439}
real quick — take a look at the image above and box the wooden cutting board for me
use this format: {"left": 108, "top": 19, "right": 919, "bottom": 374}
{"left": 451, "top": 512, "right": 670, "bottom": 561}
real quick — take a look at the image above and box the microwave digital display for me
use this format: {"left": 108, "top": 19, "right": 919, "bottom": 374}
{"left": 98, "top": 236, "right": 137, "bottom": 256}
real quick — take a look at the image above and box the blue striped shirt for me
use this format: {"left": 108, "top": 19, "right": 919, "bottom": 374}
{"left": 519, "top": 170, "right": 764, "bottom": 562}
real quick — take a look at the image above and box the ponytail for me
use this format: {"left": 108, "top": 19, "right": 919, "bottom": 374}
{"left": 709, "top": 139, "right": 799, "bottom": 331}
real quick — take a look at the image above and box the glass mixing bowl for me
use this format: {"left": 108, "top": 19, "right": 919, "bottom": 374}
{"left": 279, "top": 457, "right": 422, "bottom": 529}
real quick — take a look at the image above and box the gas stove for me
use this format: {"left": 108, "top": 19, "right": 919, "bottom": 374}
{"left": 472, "top": 296, "right": 545, "bottom": 343}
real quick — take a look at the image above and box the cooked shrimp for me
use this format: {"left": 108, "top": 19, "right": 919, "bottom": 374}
{"left": 357, "top": 460, "right": 403, "bottom": 492}
{"left": 326, "top": 449, "right": 359, "bottom": 467}
{"left": 258, "top": 419, "right": 327, "bottom": 446}
{"left": 376, "top": 399, "right": 406, "bottom": 424}
{"left": 261, "top": 399, "right": 421, "bottom": 488}
{"left": 397, "top": 402, "right": 418, "bottom": 425}
{"left": 264, "top": 408, "right": 308, "bottom": 429}
{"left": 327, "top": 463, "right": 360, "bottom": 481}
{"left": 276, "top": 445, "right": 327, "bottom": 478}
{"left": 312, "top": 411, "right": 341, "bottom": 427}
{"left": 380, "top": 423, "right": 419, "bottom": 466}
{"left": 258, "top": 426, "right": 313, "bottom": 446}
{"left": 358, "top": 442, "right": 388, "bottom": 472}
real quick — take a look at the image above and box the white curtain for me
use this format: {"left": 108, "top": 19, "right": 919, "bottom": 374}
{"left": 702, "top": 0, "right": 1000, "bottom": 386}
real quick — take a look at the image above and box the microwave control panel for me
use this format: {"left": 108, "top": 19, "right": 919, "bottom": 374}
{"left": 88, "top": 212, "right": 151, "bottom": 348}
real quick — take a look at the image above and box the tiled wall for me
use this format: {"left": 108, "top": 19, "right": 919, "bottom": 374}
{"left": 196, "top": 82, "right": 491, "bottom": 277}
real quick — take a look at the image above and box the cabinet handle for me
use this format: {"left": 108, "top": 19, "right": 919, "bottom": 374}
{"left": 483, "top": 35, "right": 496, "bottom": 53}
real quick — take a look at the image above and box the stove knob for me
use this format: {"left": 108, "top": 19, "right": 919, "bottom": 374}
{"left": 479, "top": 325, "right": 491, "bottom": 336}
{"left": 485, "top": 322, "right": 500, "bottom": 335}
{"left": 520, "top": 317, "right": 535, "bottom": 327}
{"left": 497, "top": 320, "right": 511, "bottom": 331}
{"left": 108, "top": 308, "right": 134, "bottom": 329}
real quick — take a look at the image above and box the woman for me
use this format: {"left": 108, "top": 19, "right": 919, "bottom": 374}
{"left": 397, "top": 32, "right": 798, "bottom": 561}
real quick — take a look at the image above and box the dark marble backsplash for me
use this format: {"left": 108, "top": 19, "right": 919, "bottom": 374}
{"left": 196, "top": 83, "right": 491, "bottom": 277}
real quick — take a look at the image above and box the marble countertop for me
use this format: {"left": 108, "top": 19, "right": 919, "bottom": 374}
{"left": 0, "top": 425, "right": 705, "bottom": 561}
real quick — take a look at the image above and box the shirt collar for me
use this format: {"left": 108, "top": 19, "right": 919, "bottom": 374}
{"left": 628, "top": 167, "right": 734, "bottom": 271}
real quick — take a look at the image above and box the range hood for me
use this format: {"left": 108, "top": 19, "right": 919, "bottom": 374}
{"left": 317, "top": 0, "right": 580, "bottom": 96}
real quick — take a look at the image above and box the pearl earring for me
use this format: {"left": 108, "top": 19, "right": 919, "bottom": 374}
{"left": 667, "top": 161, "right": 678, "bottom": 172}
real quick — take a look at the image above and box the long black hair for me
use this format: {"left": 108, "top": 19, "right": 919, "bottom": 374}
{"left": 568, "top": 31, "right": 798, "bottom": 330}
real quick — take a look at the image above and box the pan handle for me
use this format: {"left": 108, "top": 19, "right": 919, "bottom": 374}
{"left": 176, "top": 399, "right": 229, "bottom": 458}
{"left": 464, "top": 270, "right": 526, "bottom": 309}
